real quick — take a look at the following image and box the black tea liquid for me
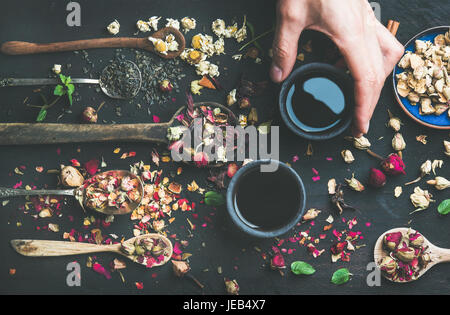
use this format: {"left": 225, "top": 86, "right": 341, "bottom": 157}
{"left": 286, "top": 74, "right": 346, "bottom": 132}
{"left": 234, "top": 168, "right": 301, "bottom": 230}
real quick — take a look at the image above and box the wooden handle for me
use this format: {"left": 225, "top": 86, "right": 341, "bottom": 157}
{"left": 11, "top": 239, "right": 120, "bottom": 257}
{"left": 0, "top": 123, "right": 170, "bottom": 145}
{"left": 1, "top": 37, "right": 143, "bottom": 55}
{"left": 436, "top": 247, "right": 450, "bottom": 263}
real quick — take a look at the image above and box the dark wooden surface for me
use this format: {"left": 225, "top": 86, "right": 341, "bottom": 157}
{"left": 0, "top": 0, "right": 449, "bottom": 295}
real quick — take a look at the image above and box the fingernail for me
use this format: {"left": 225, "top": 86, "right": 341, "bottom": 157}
{"left": 270, "top": 64, "right": 283, "bottom": 82}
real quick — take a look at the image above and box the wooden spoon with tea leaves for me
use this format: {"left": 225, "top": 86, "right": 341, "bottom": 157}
{"left": 11, "top": 233, "right": 173, "bottom": 267}
{"left": 0, "top": 27, "right": 185, "bottom": 59}
{"left": 0, "top": 102, "right": 236, "bottom": 146}
{"left": 0, "top": 170, "right": 144, "bottom": 215}
{"left": 374, "top": 227, "right": 450, "bottom": 283}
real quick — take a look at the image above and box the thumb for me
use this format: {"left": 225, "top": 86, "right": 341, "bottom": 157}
{"left": 270, "top": 10, "right": 304, "bottom": 83}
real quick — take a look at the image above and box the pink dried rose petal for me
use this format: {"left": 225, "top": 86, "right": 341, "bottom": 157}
{"left": 312, "top": 176, "right": 321, "bottom": 182}
{"left": 135, "top": 282, "right": 144, "bottom": 290}
{"left": 92, "top": 262, "right": 111, "bottom": 279}
{"left": 84, "top": 159, "right": 99, "bottom": 176}
{"left": 292, "top": 155, "right": 299, "bottom": 163}
{"left": 173, "top": 242, "right": 183, "bottom": 255}
{"left": 152, "top": 115, "right": 161, "bottom": 123}
{"left": 13, "top": 181, "right": 23, "bottom": 189}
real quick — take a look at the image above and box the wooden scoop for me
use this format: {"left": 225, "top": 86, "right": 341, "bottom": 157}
{"left": 0, "top": 102, "right": 235, "bottom": 145}
{"left": 0, "top": 27, "right": 185, "bottom": 59}
{"left": 374, "top": 227, "right": 450, "bottom": 283}
{"left": 11, "top": 233, "right": 173, "bottom": 267}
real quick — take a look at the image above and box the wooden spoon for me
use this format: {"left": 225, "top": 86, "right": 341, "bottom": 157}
{"left": 374, "top": 227, "right": 450, "bottom": 283}
{"left": 0, "top": 102, "right": 236, "bottom": 145}
{"left": 0, "top": 27, "right": 185, "bottom": 59}
{"left": 11, "top": 233, "right": 173, "bottom": 268}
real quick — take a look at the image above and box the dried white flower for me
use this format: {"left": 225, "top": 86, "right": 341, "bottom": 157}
{"left": 52, "top": 64, "right": 61, "bottom": 74}
{"left": 410, "top": 187, "right": 434, "bottom": 214}
{"left": 148, "top": 16, "right": 161, "bottom": 31}
{"left": 181, "top": 17, "right": 196, "bottom": 33}
{"left": 427, "top": 177, "right": 450, "bottom": 190}
{"left": 107, "top": 20, "right": 120, "bottom": 35}
{"left": 136, "top": 20, "right": 151, "bottom": 32}
{"left": 341, "top": 150, "right": 355, "bottom": 164}
{"left": 165, "top": 18, "right": 180, "bottom": 30}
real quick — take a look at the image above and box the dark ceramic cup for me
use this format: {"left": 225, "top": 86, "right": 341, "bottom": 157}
{"left": 226, "top": 160, "right": 306, "bottom": 238}
{"left": 279, "top": 62, "right": 354, "bottom": 140}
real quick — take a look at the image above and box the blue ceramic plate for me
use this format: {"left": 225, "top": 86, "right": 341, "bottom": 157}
{"left": 393, "top": 26, "right": 450, "bottom": 130}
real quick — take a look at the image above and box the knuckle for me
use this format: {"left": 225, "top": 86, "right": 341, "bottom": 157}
{"left": 273, "top": 40, "right": 291, "bottom": 60}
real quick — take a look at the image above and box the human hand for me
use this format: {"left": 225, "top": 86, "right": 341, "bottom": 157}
{"left": 270, "top": 0, "right": 404, "bottom": 137}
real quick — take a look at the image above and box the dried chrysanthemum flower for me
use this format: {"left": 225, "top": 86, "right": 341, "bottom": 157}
{"left": 387, "top": 110, "right": 402, "bottom": 131}
{"left": 148, "top": 16, "right": 161, "bottom": 31}
{"left": 224, "top": 278, "right": 239, "bottom": 295}
{"left": 60, "top": 166, "right": 84, "bottom": 187}
{"left": 444, "top": 140, "right": 450, "bottom": 156}
{"left": 392, "top": 133, "right": 406, "bottom": 151}
{"left": 341, "top": 150, "right": 355, "bottom": 164}
{"left": 405, "top": 160, "right": 431, "bottom": 185}
{"left": 107, "top": 20, "right": 120, "bottom": 35}
{"left": 426, "top": 177, "right": 450, "bottom": 190}
{"left": 136, "top": 20, "right": 151, "bottom": 32}
{"left": 302, "top": 208, "right": 321, "bottom": 221}
{"left": 165, "top": 18, "right": 180, "bottom": 30}
{"left": 181, "top": 17, "right": 196, "bottom": 33}
{"left": 410, "top": 187, "right": 434, "bottom": 214}
{"left": 159, "top": 79, "right": 173, "bottom": 92}
{"left": 345, "top": 174, "right": 365, "bottom": 192}
{"left": 52, "top": 64, "right": 61, "bottom": 74}
{"left": 431, "top": 160, "right": 443, "bottom": 175}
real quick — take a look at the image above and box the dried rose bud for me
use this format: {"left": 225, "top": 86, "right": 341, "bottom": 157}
{"left": 392, "top": 133, "right": 406, "bottom": 151}
{"left": 172, "top": 260, "right": 190, "bottom": 277}
{"left": 444, "top": 140, "right": 450, "bottom": 156}
{"left": 383, "top": 232, "right": 403, "bottom": 251}
{"left": 348, "top": 136, "right": 371, "bottom": 150}
{"left": 60, "top": 166, "right": 84, "bottom": 187}
{"left": 381, "top": 153, "right": 406, "bottom": 175}
{"left": 426, "top": 177, "right": 450, "bottom": 190}
{"left": 134, "top": 245, "right": 145, "bottom": 256}
{"left": 409, "top": 231, "right": 424, "bottom": 248}
{"left": 224, "top": 278, "right": 239, "bottom": 295}
{"left": 239, "top": 97, "right": 251, "bottom": 109}
{"left": 431, "top": 160, "right": 443, "bottom": 175}
{"left": 379, "top": 256, "right": 397, "bottom": 275}
{"left": 341, "top": 150, "right": 355, "bottom": 164}
{"left": 82, "top": 107, "right": 98, "bottom": 124}
{"left": 395, "top": 247, "right": 416, "bottom": 263}
{"left": 159, "top": 79, "right": 173, "bottom": 92}
{"left": 302, "top": 208, "right": 321, "bottom": 221}
{"left": 270, "top": 253, "right": 286, "bottom": 270}
{"left": 151, "top": 244, "right": 164, "bottom": 256}
{"left": 387, "top": 116, "right": 402, "bottom": 132}
{"left": 140, "top": 238, "right": 154, "bottom": 251}
{"left": 419, "top": 253, "right": 432, "bottom": 267}
{"left": 248, "top": 108, "right": 258, "bottom": 125}
{"left": 345, "top": 174, "right": 365, "bottom": 192}
{"left": 121, "top": 242, "right": 136, "bottom": 256}
{"left": 410, "top": 186, "right": 433, "bottom": 212}
{"left": 420, "top": 160, "right": 432, "bottom": 176}
{"left": 369, "top": 168, "right": 387, "bottom": 188}
{"left": 227, "top": 89, "right": 237, "bottom": 106}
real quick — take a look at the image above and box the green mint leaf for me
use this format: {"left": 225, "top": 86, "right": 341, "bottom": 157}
{"left": 54, "top": 85, "right": 65, "bottom": 96}
{"left": 59, "top": 74, "right": 67, "bottom": 84}
{"left": 204, "top": 191, "right": 225, "bottom": 206}
{"left": 291, "top": 261, "right": 315, "bottom": 275}
{"left": 65, "top": 76, "right": 72, "bottom": 85}
{"left": 67, "top": 83, "right": 75, "bottom": 95}
{"left": 438, "top": 199, "right": 450, "bottom": 215}
{"left": 36, "top": 108, "right": 47, "bottom": 122}
{"left": 331, "top": 268, "right": 351, "bottom": 285}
